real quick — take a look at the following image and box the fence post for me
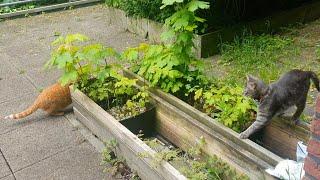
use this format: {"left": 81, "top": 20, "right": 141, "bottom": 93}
{"left": 303, "top": 95, "right": 320, "bottom": 179}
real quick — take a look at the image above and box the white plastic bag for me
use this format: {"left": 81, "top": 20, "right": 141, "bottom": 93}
{"left": 265, "top": 160, "right": 304, "bottom": 180}
{"left": 265, "top": 141, "right": 307, "bottom": 180}
{"left": 296, "top": 141, "right": 307, "bottom": 162}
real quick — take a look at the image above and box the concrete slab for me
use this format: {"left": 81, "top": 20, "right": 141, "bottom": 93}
{"left": 0, "top": 54, "right": 19, "bottom": 80}
{"left": 14, "top": 142, "right": 113, "bottom": 180}
{"left": 25, "top": 68, "right": 62, "bottom": 89}
{"left": 0, "top": 175, "right": 14, "bottom": 180}
{"left": 0, "top": 75, "right": 36, "bottom": 103}
{"left": 0, "top": 153, "right": 11, "bottom": 179}
{"left": 0, "top": 4, "right": 147, "bottom": 180}
{"left": 0, "top": 93, "right": 44, "bottom": 135}
{"left": 3, "top": 43, "right": 50, "bottom": 71}
{"left": 0, "top": 115, "right": 84, "bottom": 172}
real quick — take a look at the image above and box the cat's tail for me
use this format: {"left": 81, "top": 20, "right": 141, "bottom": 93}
{"left": 4, "top": 101, "right": 40, "bottom": 119}
{"left": 308, "top": 71, "right": 320, "bottom": 92}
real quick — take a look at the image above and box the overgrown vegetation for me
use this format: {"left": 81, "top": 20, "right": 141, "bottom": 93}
{"left": 140, "top": 135, "right": 248, "bottom": 180}
{"left": 194, "top": 84, "right": 256, "bottom": 132}
{"left": 105, "top": 0, "right": 174, "bottom": 23}
{"left": 218, "top": 33, "right": 300, "bottom": 85}
{"left": 125, "top": 0, "right": 256, "bottom": 132}
{"left": 45, "top": 34, "right": 149, "bottom": 120}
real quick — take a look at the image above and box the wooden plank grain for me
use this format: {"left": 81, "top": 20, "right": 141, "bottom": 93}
{"left": 154, "top": 95, "right": 273, "bottom": 179}
{"left": 123, "top": 70, "right": 282, "bottom": 166}
{"left": 71, "top": 89, "right": 186, "bottom": 180}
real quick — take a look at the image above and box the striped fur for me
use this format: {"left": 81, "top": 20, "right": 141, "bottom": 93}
{"left": 4, "top": 82, "right": 71, "bottom": 120}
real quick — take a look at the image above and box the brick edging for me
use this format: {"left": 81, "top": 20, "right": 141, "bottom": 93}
{"left": 304, "top": 95, "right": 320, "bottom": 179}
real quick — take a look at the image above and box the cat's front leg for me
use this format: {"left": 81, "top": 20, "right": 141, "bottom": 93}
{"left": 239, "top": 112, "right": 272, "bottom": 139}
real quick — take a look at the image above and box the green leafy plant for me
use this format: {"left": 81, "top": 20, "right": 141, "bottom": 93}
{"left": 45, "top": 34, "right": 150, "bottom": 119}
{"left": 124, "top": 1, "right": 258, "bottom": 132}
{"left": 124, "top": 0, "right": 209, "bottom": 102}
{"left": 105, "top": 0, "right": 174, "bottom": 22}
{"left": 140, "top": 136, "right": 248, "bottom": 180}
{"left": 194, "top": 84, "right": 257, "bottom": 132}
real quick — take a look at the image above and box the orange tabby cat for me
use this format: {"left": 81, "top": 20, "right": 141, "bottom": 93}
{"left": 5, "top": 82, "right": 72, "bottom": 119}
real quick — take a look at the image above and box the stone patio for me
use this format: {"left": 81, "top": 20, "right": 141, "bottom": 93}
{"left": 0, "top": 4, "right": 144, "bottom": 180}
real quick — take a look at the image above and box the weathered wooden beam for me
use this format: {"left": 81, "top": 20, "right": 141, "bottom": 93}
{"left": 71, "top": 89, "right": 186, "bottom": 180}
{"left": 123, "top": 70, "right": 280, "bottom": 179}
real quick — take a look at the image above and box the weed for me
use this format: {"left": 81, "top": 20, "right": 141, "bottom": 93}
{"left": 219, "top": 34, "right": 300, "bottom": 85}
{"left": 101, "top": 139, "right": 140, "bottom": 179}
{"left": 195, "top": 84, "right": 257, "bottom": 132}
{"left": 19, "top": 69, "right": 25, "bottom": 74}
{"left": 105, "top": 0, "right": 174, "bottom": 23}
{"left": 140, "top": 136, "right": 248, "bottom": 180}
{"left": 53, "top": 31, "right": 61, "bottom": 36}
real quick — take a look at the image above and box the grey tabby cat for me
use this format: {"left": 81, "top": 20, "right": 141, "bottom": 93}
{"left": 239, "top": 69, "right": 319, "bottom": 139}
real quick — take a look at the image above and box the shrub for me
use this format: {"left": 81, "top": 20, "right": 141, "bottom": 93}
{"left": 105, "top": 0, "right": 174, "bottom": 22}
{"left": 45, "top": 34, "right": 149, "bottom": 119}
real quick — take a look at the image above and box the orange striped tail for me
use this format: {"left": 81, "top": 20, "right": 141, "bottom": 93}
{"left": 4, "top": 103, "right": 39, "bottom": 119}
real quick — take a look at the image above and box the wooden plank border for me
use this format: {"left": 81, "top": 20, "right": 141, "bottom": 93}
{"left": 71, "top": 89, "right": 186, "bottom": 180}
{"left": 123, "top": 70, "right": 281, "bottom": 179}
{"left": 0, "top": 0, "right": 102, "bottom": 19}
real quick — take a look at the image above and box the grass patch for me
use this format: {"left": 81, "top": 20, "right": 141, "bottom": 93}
{"left": 218, "top": 33, "right": 301, "bottom": 85}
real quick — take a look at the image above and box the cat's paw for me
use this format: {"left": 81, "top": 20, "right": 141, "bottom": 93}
{"left": 294, "top": 119, "right": 302, "bottom": 125}
{"left": 239, "top": 132, "right": 249, "bottom": 139}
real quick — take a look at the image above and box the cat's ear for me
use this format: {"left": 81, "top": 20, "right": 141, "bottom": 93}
{"left": 248, "top": 82, "right": 257, "bottom": 89}
{"left": 246, "top": 74, "right": 254, "bottom": 82}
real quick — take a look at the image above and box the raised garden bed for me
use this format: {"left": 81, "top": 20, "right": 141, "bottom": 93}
{"left": 72, "top": 87, "right": 250, "bottom": 179}
{"left": 123, "top": 69, "right": 312, "bottom": 178}
{"left": 0, "top": 0, "right": 101, "bottom": 19}
{"left": 72, "top": 88, "right": 186, "bottom": 180}
{"left": 105, "top": 0, "right": 320, "bottom": 58}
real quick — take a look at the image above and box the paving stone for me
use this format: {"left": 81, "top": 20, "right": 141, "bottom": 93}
{"left": 0, "top": 54, "right": 19, "bottom": 80}
{"left": 4, "top": 43, "right": 50, "bottom": 71}
{"left": 0, "top": 175, "right": 14, "bottom": 180}
{"left": 0, "top": 4, "right": 147, "bottom": 180}
{"left": 0, "top": 93, "right": 42, "bottom": 136}
{"left": 14, "top": 142, "right": 113, "bottom": 180}
{"left": 0, "top": 154, "right": 11, "bottom": 179}
{"left": 25, "top": 68, "right": 62, "bottom": 89}
{"left": 0, "top": 75, "right": 36, "bottom": 103}
{"left": 0, "top": 115, "right": 83, "bottom": 172}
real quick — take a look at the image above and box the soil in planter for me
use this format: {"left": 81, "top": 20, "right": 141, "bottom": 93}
{"left": 139, "top": 134, "right": 248, "bottom": 180}
{"left": 77, "top": 76, "right": 156, "bottom": 137}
